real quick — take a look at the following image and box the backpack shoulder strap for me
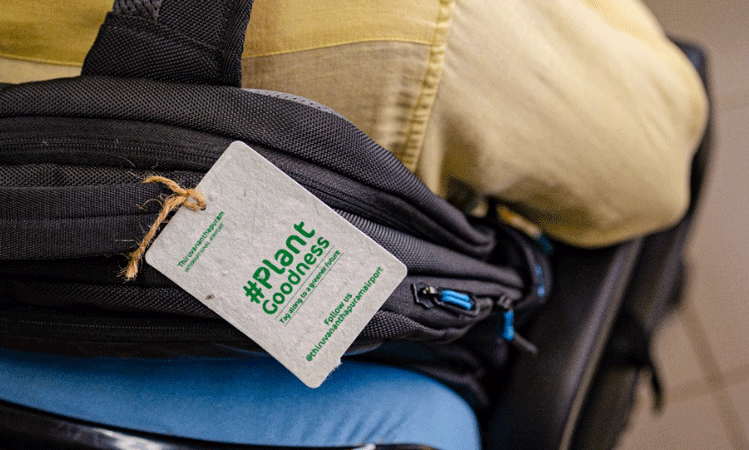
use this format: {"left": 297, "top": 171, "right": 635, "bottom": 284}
{"left": 82, "top": 0, "right": 253, "bottom": 86}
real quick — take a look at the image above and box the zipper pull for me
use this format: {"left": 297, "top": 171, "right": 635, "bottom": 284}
{"left": 497, "top": 296, "right": 539, "bottom": 356}
{"left": 412, "top": 284, "right": 477, "bottom": 315}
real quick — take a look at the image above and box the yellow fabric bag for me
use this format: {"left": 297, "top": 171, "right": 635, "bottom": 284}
{"left": 0, "top": 0, "right": 708, "bottom": 247}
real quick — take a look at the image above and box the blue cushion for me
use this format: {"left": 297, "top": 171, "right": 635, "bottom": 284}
{"left": 0, "top": 348, "right": 480, "bottom": 450}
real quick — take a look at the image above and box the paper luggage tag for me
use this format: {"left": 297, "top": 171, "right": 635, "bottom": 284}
{"left": 145, "top": 141, "right": 407, "bottom": 388}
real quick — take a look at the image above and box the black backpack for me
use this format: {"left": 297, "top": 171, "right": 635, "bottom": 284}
{"left": 0, "top": 0, "right": 551, "bottom": 410}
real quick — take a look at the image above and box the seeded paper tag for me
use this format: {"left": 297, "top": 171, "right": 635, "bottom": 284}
{"left": 145, "top": 141, "right": 407, "bottom": 387}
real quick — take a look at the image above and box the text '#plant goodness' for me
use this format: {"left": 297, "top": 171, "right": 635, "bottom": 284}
{"left": 243, "top": 221, "right": 330, "bottom": 315}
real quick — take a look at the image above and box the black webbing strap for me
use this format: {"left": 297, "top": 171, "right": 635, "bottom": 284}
{"left": 82, "top": 0, "right": 253, "bottom": 86}
{"left": 608, "top": 309, "right": 665, "bottom": 412}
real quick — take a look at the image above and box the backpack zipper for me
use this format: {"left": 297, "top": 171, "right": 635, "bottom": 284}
{"left": 497, "top": 294, "right": 538, "bottom": 356}
{"left": 411, "top": 283, "right": 480, "bottom": 317}
{"left": 412, "top": 283, "right": 539, "bottom": 355}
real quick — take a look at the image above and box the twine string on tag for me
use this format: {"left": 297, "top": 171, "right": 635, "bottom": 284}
{"left": 122, "top": 176, "right": 206, "bottom": 281}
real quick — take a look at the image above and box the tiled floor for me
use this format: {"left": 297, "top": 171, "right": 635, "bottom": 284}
{"left": 618, "top": 1, "right": 749, "bottom": 449}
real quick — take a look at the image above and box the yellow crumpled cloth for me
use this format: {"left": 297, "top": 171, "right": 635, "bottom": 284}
{"left": 1, "top": 0, "right": 708, "bottom": 247}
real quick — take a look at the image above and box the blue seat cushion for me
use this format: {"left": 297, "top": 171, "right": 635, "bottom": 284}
{"left": 0, "top": 348, "right": 480, "bottom": 450}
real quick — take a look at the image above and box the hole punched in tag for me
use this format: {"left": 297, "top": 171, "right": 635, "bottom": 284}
{"left": 122, "top": 176, "right": 207, "bottom": 281}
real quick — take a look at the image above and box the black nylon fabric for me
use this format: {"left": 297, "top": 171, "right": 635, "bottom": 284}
{"left": 2, "top": 278, "right": 215, "bottom": 318}
{"left": 0, "top": 304, "right": 478, "bottom": 358}
{"left": 0, "top": 81, "right": 547, "bottom": 339}
{"left": 83, "top": 14, "right": 229, "bottom": 85}
{"left": 0, "top": 306, "right": 245, "bottom": 342}
{"left": 0, "top": 116, "right": 232, "bottom": 171}
{"left": 0, "top": 278, "right": 483, "bottom": 344}
{"left": 82, "top": 0, "right": 253, "bottom": 86}
{"left": 0, "top": 258, "right": 175, "bottom": 288}
{"left": 113, "top": 0, "right": 162, "bottom": 20}
{"left": 351, "top": 311, "right": 476, "bottom": 344}
{"left": 337, "top": 211, "right": 523, "bottom": 286}
{"left": 1, "top": 217, "right": 151, "bottom": 260}
{"left": 3, "top": 184, "right": 167, "bottom": 220}
{"left": 0, "top": 80, "right": 549, "bottom": 343}
{"left": 0, "top": 181, "right": 181, "bottom": 259}
{"left": 0, "top": 246, "right": 504, "bottom": 336}
{"left": 351, "top": 340, "right": 493, "bottom": 410}
{"left": 0, "top": 87, "right": 496, "bottom": 258}
{"left": 0, "top": 164, "right": 158, "bottom": 187}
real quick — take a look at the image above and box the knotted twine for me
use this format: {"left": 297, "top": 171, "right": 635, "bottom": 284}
{"left": 122, "top": 175, "right": 206, "bottom": 280}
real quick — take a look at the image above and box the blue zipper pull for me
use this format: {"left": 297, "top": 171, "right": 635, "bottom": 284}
{"left": 498, "top": 296, "right": 538, "bottom": 356}
{"left": 412, "top": 284, "right": 477, "bottom": 316}
{"left": 440, "top": 289, "right": 473, "bottom": 311}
